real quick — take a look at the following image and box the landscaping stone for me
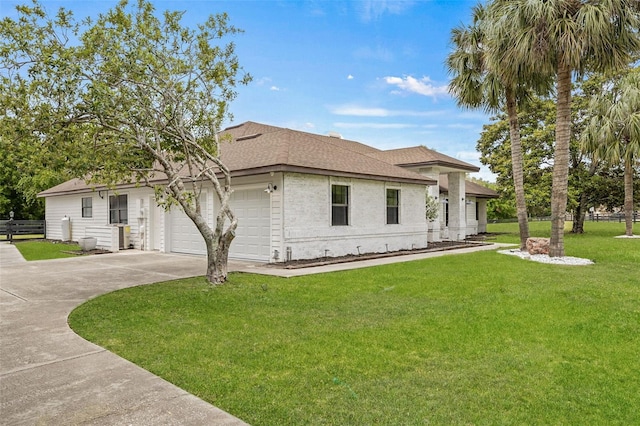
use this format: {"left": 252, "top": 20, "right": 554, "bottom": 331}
{"left": 526, "top": 237, "right": 550, "bottom": 255}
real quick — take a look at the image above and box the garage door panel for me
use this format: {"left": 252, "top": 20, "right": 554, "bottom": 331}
{"left": 169, "top": 197, "right": 207, "bottom": 256}
{"left": 229, "top": 189, "right": 271, "bottom": 261}
{"left": 170, "top": 188, "right": 271, "bottom": 261}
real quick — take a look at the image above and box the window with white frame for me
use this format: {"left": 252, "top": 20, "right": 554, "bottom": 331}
{"left": 109, "top": 194, "right": 128, "bottom": 224}
{"left": 81, "top": 197, "right": 92, "bottom": 218}
{"left": 331, "top": 185, "right": 349, "bottom": 226}
{"left": 386, "top": 188, "right": 400, "bottom": 224}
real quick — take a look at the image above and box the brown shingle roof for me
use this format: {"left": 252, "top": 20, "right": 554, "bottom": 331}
{"left": 39, "top": 121, "right": 436, "bottom": 197}
{"left": 219, "top": 122, "right": 434, "bottom": 184}
{"left": 37, "top": 176, "right": 166, "bottom": 197}
{"left": 439, "top": 175, "right": 498, "bottom": 198}
{"left": 369, "top": 146, "right": 480, "bottom": 172}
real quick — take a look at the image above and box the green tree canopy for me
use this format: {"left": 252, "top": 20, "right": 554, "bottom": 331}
{"left": 582, "top": 67, "right": 640, "bottom": 236}
{"left": 478, "top": 76, "right": 639, "bottom": 227}
{"left": 1, "top": 0, "right": 251, "bottom": 283}
{"left": 447, "top": 3, "right": 554, "bottom": 250}
{"left": 485, "top": 0, "right": 640, "bottom": 256}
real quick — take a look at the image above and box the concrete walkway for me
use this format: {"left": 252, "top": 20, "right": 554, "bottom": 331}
{"left": 249, "top": 243, "right": 507, "bottom": 277}
{"left": 0, "top": 241, "right": 506, "bottom": 425}
{"left": 0, "top": 241, "right": 27, "bottom": 265}
{"left": 0, "top": 244, "right": 250, "bottom": 425}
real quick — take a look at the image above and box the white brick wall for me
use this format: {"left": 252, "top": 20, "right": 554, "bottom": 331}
{"left": 281, "top": 173, "right": 428, "bottom": 260}
{"left": 44, "top": 172, "right": 432, "bottom": 262}
{"left": 466, "top": 197, "right": 479, "bottom": 236}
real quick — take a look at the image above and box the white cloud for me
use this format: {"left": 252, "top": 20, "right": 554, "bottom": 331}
{"left": 354, "top": 46, "right": 394, "bottom": 62}
{"left": 383, "top": 75, "right": 449, "bottom": 98}
{"left": 255, "top": 77, "right": 272, "bottom": 86}
{"left": 331, "top": 106, "right": 390, "bottom": 117}
{"left": 347, "top": 74, "right": 354, "bottom": 80}
{"left": 447, "top": 123, "right": 476, "bottom": 129}
{"left": 457, "top": 111, "right": 492, "bottom": 120}
{"left": 270, "top": 86, "right": 280, "bottom": 91}
{"left": 356, "top": 0, "right": 415, "bottom": 22}
{"left": 330, "top": 104, "right": 448, "bottom": 118}
{"left": 333, "top": 122, "right": 418, "bottom": 129}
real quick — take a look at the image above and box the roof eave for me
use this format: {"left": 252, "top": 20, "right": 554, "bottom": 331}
{"left": 467, "top": 192, "right": 499, "bottom": 199}
{"left": 37, "top": 177, "right": 168, "bottom": 198}
{"left": 231, "top": 165, "right": 437, "bottom": 186}
{"left": 398, "top": 161, "right": 480, "bottom": 173}
{"left": 39, "top": 166, "right": 436, "bottom": 198}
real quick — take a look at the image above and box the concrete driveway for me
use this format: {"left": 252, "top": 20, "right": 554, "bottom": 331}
{"left": 0, "top": 243, "right": 251, "bottom": 425}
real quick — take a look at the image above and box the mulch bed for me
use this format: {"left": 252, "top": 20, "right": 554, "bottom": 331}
{"left": 270, "top": 239, "right": 493, "bottom": 269}
{"left": 62, "top": 248, "right": 112, "bottom": 256}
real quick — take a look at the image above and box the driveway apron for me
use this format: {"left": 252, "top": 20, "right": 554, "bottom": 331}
{"left": 0, "top": 245, "right": 249, "bottom": 425}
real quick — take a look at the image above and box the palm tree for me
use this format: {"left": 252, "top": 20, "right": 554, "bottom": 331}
{"left": 582, "top": 69, "right": 640, "bottom": 236}
{"left": 447, "top": 4, "right": 543, "bottom": 251}
{"left": 486, "top": 0, "right": 640, "bottom": 257}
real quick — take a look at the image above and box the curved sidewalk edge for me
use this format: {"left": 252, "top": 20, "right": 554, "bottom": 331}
{"left": 0, "top": 251, "right": 249, "bottom": 425}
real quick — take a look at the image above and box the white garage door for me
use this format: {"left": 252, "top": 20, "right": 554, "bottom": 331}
{"left": 169, "top": 189, "right": 271, "bottom": 261}
{"left": 169, "top": 199, "right": 207, "bottom": 256}
{"left": 228, "top": 188, "right": 271, "bottom": 261}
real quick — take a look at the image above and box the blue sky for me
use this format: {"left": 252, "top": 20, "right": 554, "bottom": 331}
{"left": 3, "top": 0, "right": 495, "bottom": 180}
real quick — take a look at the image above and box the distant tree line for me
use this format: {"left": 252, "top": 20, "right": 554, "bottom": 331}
{"left": 448, "top": 0, "right": 639, "bottom": 250}
{"left": 477, "top": 71, "right": 640, "bottom": 231}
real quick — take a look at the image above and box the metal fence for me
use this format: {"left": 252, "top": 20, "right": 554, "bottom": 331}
{"left": 491, "top": 213, "right": 639, "bottom": 224}
{"left": 588, "top": 213, "right": 639, "bottom": 223}
{"left": 0, "top": 220, "right": 46, "bottom": 241}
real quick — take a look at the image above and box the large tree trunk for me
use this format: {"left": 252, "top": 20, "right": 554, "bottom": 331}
{"left": 550, "top": 60, "right": 572, "bottom": 257}
{"left": 186, "top": 205, "right": 234, "bottom": 284}
{"left": 505, "top": 86, "right": 529, "bottom": 250}
{"left": 206, "top": 230, "right": 234, "bottom": 284}
{"left": 571, "top": 192, "right": 588, "bottom": 234}
{"left": 164, "top": 172, "right": 237, "bottom": 285}
{"left": 205, "top": 197, "right": 238, "bottom": 284}
{"left": 624, "top": 156, "right": 634, "bottom": 237}
{"left": 572, "top": 161, "right": 598, "bottom": 234}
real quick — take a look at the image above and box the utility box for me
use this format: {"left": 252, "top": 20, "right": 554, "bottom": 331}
{"left": 61, "top": 217, "right": 71, "bottom": 241}
{"left": 117, "top": 225, "right": 131, "bottom": 249}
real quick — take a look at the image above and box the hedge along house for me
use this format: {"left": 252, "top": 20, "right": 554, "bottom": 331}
{"left": 38, "top": 122, "right": 497, "bottom": 262}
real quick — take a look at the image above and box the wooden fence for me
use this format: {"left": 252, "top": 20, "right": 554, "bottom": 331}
{"left": 0, "top": 220, "right": 46, "bottom": 241}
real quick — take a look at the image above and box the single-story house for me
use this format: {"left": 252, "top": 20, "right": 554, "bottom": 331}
{"left": 38, "top": 121, "right": 498, "bottom": 262}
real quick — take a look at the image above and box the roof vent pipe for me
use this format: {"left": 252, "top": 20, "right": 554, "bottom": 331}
{"left": 327, "top": 131, "right": 343, "bottom": 139}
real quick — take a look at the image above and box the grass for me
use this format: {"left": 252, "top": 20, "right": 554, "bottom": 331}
{"left": 69, "top": 222, "right": 640, "bottom": 425}
{"left": 13, "top": 240, "right": 82, "bottom": 260}
{"left": 0, "top": 234, "right": 45, "bottom": 241}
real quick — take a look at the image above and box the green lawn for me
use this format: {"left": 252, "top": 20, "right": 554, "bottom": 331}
{"left": 69, "top": 222, "right": 640, "bottom": 425}
{"left": 0, "top": 234, "right": 45, "bottom": 241}
{"left": 14, "top": 240, "right": 82, "bottom": 260}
